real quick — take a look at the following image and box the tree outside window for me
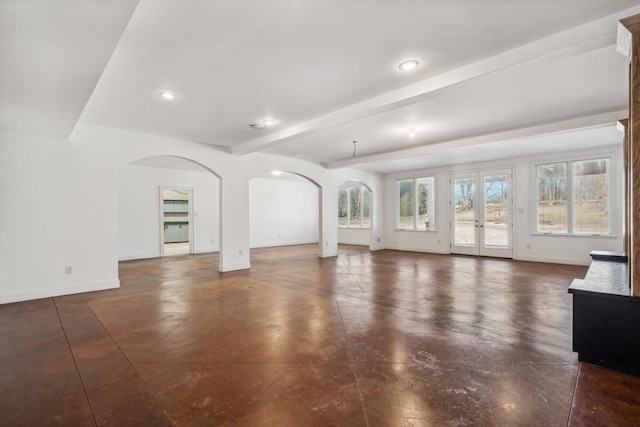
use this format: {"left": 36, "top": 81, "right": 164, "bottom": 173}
{"left": 537, "top": 162, "right": 568, "bottom": 232}
{"left": 397, "top": 177, "right": 435, "bottom": 230}
{"left": 337, "top": 184, "right": 371, "bottom": 228}
{"left": 535, "top": 158, "right": 609, "bottom": 234}
{"left": 573, "top": 159, "right": 609, "bottom": 234}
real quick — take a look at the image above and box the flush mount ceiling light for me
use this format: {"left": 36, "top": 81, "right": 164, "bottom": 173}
{"left": 250, "top": 118, "right": 278, "bottom": 130}
{"left": 272, "top": 170, "right": 282, "bottom": 176}
{"left": 158, "top": 91, "right": 176, "bottom": 100}
{"left": 398, "top": 59, "right": 420, "bottom": 71}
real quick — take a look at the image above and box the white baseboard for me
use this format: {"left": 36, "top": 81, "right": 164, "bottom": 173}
{"left": 118, "top": 253, "right": 160, "bottom": 261}
{"left": 383, "top": 245, "right": 450, "bottom": 255}
{"left": 250, "top": 240, "right": 318, "bottom": 249}
{"left": 218, "top": 261, "right": 251, "bottom": 272}
{"left": 513, "top": 254, "right": 590, "bottom": 266}
{"left": 337, "top": 240, "right": 370, "bottom": 246}
{"left": 0, "top": 279, "right": 120, "bottom": 304}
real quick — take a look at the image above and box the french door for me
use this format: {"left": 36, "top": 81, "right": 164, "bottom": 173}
{"left": 450, "top": 169, "right": 512, "bottom": 258}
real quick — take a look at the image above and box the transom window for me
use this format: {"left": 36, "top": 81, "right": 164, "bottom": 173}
{"left": 396, "top": 176, "right": 435, "bottom": 230}
{"left": 338, "top": 184, "right": 371, "bottom": 228}
{"left": 535, "top": 157, "right": 610, "bottom": 235}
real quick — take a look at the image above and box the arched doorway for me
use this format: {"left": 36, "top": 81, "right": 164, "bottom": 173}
{"left": 118, "top": 156, "right": 221, "bottom": 262}
{"left": 248, "top": 171, "right": 322, "bottom": 256}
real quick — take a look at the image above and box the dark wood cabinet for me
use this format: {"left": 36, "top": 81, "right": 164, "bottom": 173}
{"left": 569, "top": 252, "right": 640, "bottom": 376}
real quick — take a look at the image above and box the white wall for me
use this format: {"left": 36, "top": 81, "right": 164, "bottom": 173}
{"left": 249, "top": 176, "right": 319, "bottom": 248}
{"left": 0, "top": 132, "right": 120, "bottom": 303}
{"left": 118, "top": 164, "right": 219, "bottom": 260}
{"left": 383, "top": 144, "right": 624, "bottom": 265}
{"left": 1, "top": 121, "right": 619, "bottom": 305}
{"left": 0, "top": 124, "right": 383, "bottom": 304}
{"left": 338, "top": 228, "right": 370, "bottom": 246}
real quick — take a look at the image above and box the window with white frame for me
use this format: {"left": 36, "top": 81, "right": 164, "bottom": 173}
{"left": 535, "top": 157, "right": 610, "bottom": 234}
{"left": 338, "top": 184, "right": 371, "bottom": 228}
{"left": 396, "top": 176, "right": 435, "bottom": 230}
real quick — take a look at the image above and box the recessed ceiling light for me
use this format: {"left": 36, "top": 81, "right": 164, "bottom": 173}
{"left": 159, "top": 91, "right": 176, "bottom": 100}
{"left": 408, "top": 127, "right": 416, "bottom": 137}
{"left": 398, "top": 59, "right": 420, "bottom": 71}
{"left": 262, "top": 119, "right": 277, "bottom": 127}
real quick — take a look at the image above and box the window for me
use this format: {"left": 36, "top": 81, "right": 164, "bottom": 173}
{"left": 536, "top": 163, "right": 568, "bottom": 233}
{"left": 535, "top": 158, "right": 610, "bottom": 234}
{"left": 573, "top": 159, "right": 609, "bottom": 233}
{"left": 396, "top": 176, "right": 435, "bottom": 230}
{"left": 338, "top": 185, "right": 371, "bottom": 228}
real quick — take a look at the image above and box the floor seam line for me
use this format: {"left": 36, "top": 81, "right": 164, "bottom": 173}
{"left": 336, "top": 300, "right": 370, "bottom": 427}
{"left": 142, "top": 299, "right": 336, "bottom": 359}
{"left": 567, "top": 362, "right": 582, "bottom": 426}
{"left": 53, "top": 298, "right": 98, "bottom": 427}
{"left": 341, "top": 259, "right": 367, "bottom": 293}
{"left": 86, "top": 300, "right": 178, "bottom": 426}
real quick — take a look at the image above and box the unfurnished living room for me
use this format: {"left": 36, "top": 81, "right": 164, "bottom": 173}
{"left": 1, "top": 1, "right": 640, "bottom": 426}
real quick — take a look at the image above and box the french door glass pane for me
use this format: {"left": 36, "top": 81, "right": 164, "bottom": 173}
{"left": 484, "top": 175, "right": 508, "bottom": 248}
{"left": 454, "top": 178, "right": 475, "bottom": 246}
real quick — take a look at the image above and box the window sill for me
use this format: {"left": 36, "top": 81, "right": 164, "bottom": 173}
{"left": 530, "top": 232, "right": 617, "bottom": 238}
{"left": 394, "top": 228, "right": 437, "bottom": 232}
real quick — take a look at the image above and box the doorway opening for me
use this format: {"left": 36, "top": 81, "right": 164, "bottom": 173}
{"left": 249, "top": 171, "right": 321, "bottom": 258}
{"left": 118, "top": 155, "right": 220, "bottom": 265}
{"left": 161, "top": 187, "right": 193, "bottom": 256}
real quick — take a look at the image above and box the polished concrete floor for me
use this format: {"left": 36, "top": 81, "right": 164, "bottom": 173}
{"left": 2, "top": 245, "right": 639, "bottom": 426}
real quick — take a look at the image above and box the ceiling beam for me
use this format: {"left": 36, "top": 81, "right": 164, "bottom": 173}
{"left": 327, "top": 110, "right": 628, "bottom": 169}
{"left": 231, "top": 5, "right": 640, "bottom": 157}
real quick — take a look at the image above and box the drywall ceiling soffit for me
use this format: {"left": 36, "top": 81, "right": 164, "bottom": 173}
{"left": 0, "top": 0, "right": 139, "bottom": 139}
{"left": 265, "top": 45, "right": 629, "bottom": 168}
{"left": 349, "top": 122, "right": 625, "bottom": 175}
{"left": 76, "top": 1, "right": 638, "bottom": 163}
{"left": 247, "top": 23, "right": 635, "bottom": 172}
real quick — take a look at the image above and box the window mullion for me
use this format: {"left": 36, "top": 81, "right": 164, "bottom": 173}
{"left": 359, "top": 187, "right": 364, "bottom": 228}
{"left": 413, "top": 178, "right": 420, "bottom": 230}
{"left": 568, "top": 161, "right": 574, "bottom": 234}
{"left": 347, "top": 188, "right": 351, "bottom": 228}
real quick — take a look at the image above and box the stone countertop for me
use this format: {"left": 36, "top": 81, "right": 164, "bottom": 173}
{"left": 569, "top": 258, "right": 630, "bottom": 297}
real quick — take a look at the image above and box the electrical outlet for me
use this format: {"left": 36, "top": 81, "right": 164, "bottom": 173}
{"left": 65, "top": 266, "right": 72, "bottom": 274}
{"left": 526, "top": 244, "right": 531, "bottom": 249}
{"left": 239, "top": 249, "right": 243, "bottom": 256}
{"left": 211, "top": 238, "right": 215, "bottom": 243}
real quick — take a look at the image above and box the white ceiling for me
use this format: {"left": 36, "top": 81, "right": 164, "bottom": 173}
{"left": 1, "top": 0, "right": 638, "bottom": 173}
